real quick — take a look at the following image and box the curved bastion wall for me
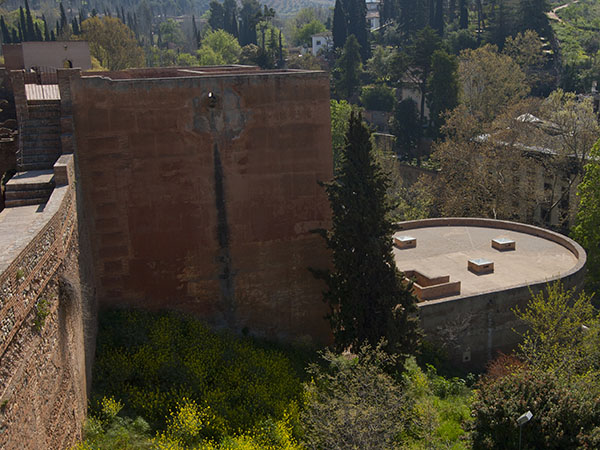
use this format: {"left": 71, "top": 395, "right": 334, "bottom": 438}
{"left": 394, "top": 217, "right": 586, "bottom": 370}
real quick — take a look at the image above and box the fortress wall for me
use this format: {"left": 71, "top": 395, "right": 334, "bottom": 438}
{"left": 0, "top": 166, "right": 87, "bottom": 449}
{"left": 70, "top": 70, "right": 333, "bottom": 343}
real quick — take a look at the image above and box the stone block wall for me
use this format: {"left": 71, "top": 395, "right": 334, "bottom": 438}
{"left": 0, "top": 179, "right": 87, "bottom": 449}
{"left": 70, "top": 69, "right": 333, "bottom": 343}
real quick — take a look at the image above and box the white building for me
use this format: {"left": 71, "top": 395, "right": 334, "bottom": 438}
{"left": 311, "top": 32, "right": 332, "bottom": 56}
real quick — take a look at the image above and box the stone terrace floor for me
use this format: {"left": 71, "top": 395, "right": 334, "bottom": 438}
{"left": 393, "top": 225, "right": 579, "bottom": 302}
{"left": 0, "top": 185, "right": 67, "bottom": 273}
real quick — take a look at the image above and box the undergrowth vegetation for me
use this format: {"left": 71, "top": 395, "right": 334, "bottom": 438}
{"left": 77, "top": 309, "right": 473, "bottom": 449}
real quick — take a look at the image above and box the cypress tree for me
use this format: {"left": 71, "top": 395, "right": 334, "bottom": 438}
{"left": 72, "top": 17, "right": 79, "bottom": 35}
{"left": 42, "top": 14, "right": 50, "bottom": 41}
{"left": 223, "top": 0, "right": 239, "bottom": 38}
{"left": 12, "top": 28, "right": 19, "bottom": 43}
{"left": 19, "top": 7, "right": 26, "bottom": 41}
{"left": 332, "top": 0, "right": 347, "bottom": 49}
{"left": 25, "top": 0, "right": 35, "bottom": 41}
{"left": 434, "top": 0, "right": 444, "bottom": 35}
{"left": 59, "top": 2, "right": 68, "bottom": 33}
{"left": 1, "top": 16, "right": 11, "bottom": 44}
{"left": 459, "top": 0, "right": 468, "bottom": 29}
{"left": 346, "top": 0, "right": 369, "bottom": 60}
{"left": 50, "top": 29, "right": 55, "bottom": 41}
{"left": 35, "top": 23, "right": 42, "bottom": 41}
{"left": 192, "top": 15, "right": 199, "bottom": 48}
{"left": 316, "top": 112, "right": 420, "bottom": 357}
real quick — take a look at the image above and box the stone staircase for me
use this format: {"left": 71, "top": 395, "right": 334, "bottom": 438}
{"left": 4, "top": 170, "right": 55, "bottom": 208}
{"left": 19, "top": 100, "right": 62, "bottom": 171}
{"left": 4, "top": 99, "right": 62, "bottom": 208}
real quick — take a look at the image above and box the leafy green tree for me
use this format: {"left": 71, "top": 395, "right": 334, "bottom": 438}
{"left": 293, "top": 20, "right": 326, "bottom": 47}
{"left": 301, "top": 342, "right": 409, "bottom": 450}
{"left": 159, "top": 19, "right": 185, "bottom": 49}
{"left": 197, "top": 29, "right": 241, "bottom": 65}
{"left": 316, "top": 113, "right": 420, "bottom": 356}
{"left": 81, "top": 16, "right": 144, "bottom": 70}
{"left": 458, "top": 44, "right": 529, "bottom": 122}
{"left": 360, "top": 84, "right": 395, "bottom": 112}
{"left": 514, "top": 282, "right": 599, "bottom": 377}
{"left": 573, "top": 140, "right": 600, "bottom": 294}
{"left": 333, "top": 34, "right": 363, "bottom": 100}
{"left": 427, "top": 49, "right": 459, "bottom": 134}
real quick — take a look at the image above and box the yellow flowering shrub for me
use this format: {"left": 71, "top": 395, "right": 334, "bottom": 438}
{"left": 89, "top": 309, "right": 305, "bottom": 447}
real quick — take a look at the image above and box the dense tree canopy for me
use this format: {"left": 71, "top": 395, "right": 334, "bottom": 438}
{"left": 80, "top": 16, "right": 144, "bottom": 70}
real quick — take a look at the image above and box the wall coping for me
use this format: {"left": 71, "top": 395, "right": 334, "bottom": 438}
{"left": 395, "top": 217, "right": 587, "bottom": 307}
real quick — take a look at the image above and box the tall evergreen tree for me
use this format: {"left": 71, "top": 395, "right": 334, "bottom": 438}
{"left": 433, "top": 0, "right": 444, "bottom": 35}
{"left": 1, "top": 16, "right": 11, "bottom": 44}
{"left": 19, "top": 7, "right": 27, "bottom": 41}
{"left": 332, "top": 0, "right": 347, "bottom": 49}
{"left": 426, "top": 49, "right": 459, "bottom": 134}
{"left": 42, "top": 14, "right": 50, "bottom": 41}
{"left": 333, "top": 34, "right": 362, "bottom": 99}
{"left": 316, "top": 112, "right": 420, "bottom": 356}
{"left": 346, "top": 0, "right": 369, "bottom": 60}
{"left": 518, "top": 0, "right": 549, "bottom": 37}
{"left": 459, "top": 0, "right": 468, "bottom": 29}
{"left": 208, "top": 1, "right": 225, "bottom": 31}
{"left": 35, "top": 23, "right": 42, "bottom": 41}
{"left": 12, "top": 28, "right": 19, "bottom": 43}
{"left": 223, "top": 0, "right": 239, "bottom": 38}
{"left": 59, "top": 2, "right": 68, "bottom": 34}
{"left": 239, "top": 0, "right": 260, "bottom": 45}
{"left": 25, "top": 0, "right": 35, "bottom": 41}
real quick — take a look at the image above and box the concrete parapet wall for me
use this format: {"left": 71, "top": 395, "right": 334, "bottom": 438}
{"left": 0, "top": 169, "right": 87, "bottom": 449}
{"left": 397, "top": 218, "right": 586, "bottom": 369}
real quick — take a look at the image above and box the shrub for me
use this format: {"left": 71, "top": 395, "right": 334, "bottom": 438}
{"left": 360, "top": 84, "right": 396, "bottom": 112}
{"left": 301, "top": 342, "right": 409, "bottom": 449}
{"left": 471, "top": 366, "right": 600, "bottom": 449}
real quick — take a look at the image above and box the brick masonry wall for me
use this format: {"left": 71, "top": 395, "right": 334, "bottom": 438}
{"left": 71, "top": 70, "right": 333, "bottom": 344}
{"left": 0, "top": 183, "right": 87, "bottom": 449}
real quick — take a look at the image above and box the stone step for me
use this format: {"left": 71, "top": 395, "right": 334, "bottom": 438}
{"left": 28, "top": 99, "right": 60, "bottom": 107}
{"left": 21, "top": 119, "right": 61, "bottom": 129}
{"left": 19, "top": 155, "right": 60, "bottom": 166}
{"left": 27, "top": 108, "right": 61, "bottom": 120}
{"left": 3, "top": 169, "right": 54, "bottom": 207}
{"left": 22, "top": 133, "right": 61, "bottom": 142}
{"left": 17, "top": 162, "right": 57, "bottom": 171}
{"left": 5, "top": 188, "right": 53, "bottom": 200}
{"left": 21, "top": 147, "right": 61, "bottom": 156}
{"left": 4, "top": 197, "right": 50, "bottom": 208}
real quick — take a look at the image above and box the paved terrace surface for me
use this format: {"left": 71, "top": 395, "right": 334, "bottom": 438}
{"left": 0, "top": 174, "right": 65, "bottom": 273}
{"left": 393, "top": 225, "right": 579, "bottom": 302}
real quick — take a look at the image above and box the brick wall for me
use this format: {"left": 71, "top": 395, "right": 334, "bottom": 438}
{"left": 70, "top": 70, "right": 333, "bottom": 343}
{"left": 0, "top": 177, "right": 88, "bottom": 449}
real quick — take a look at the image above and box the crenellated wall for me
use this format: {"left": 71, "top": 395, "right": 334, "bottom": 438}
{"left": 0, "top": 155, "right": 88, "bottom": 449}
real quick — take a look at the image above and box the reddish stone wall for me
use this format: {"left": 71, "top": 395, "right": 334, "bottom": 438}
{"left": 0, "top": 182, "right": 87, "bottom": 449}
{"left": 70, "top": 70, "right": 333, "bottom": 343}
